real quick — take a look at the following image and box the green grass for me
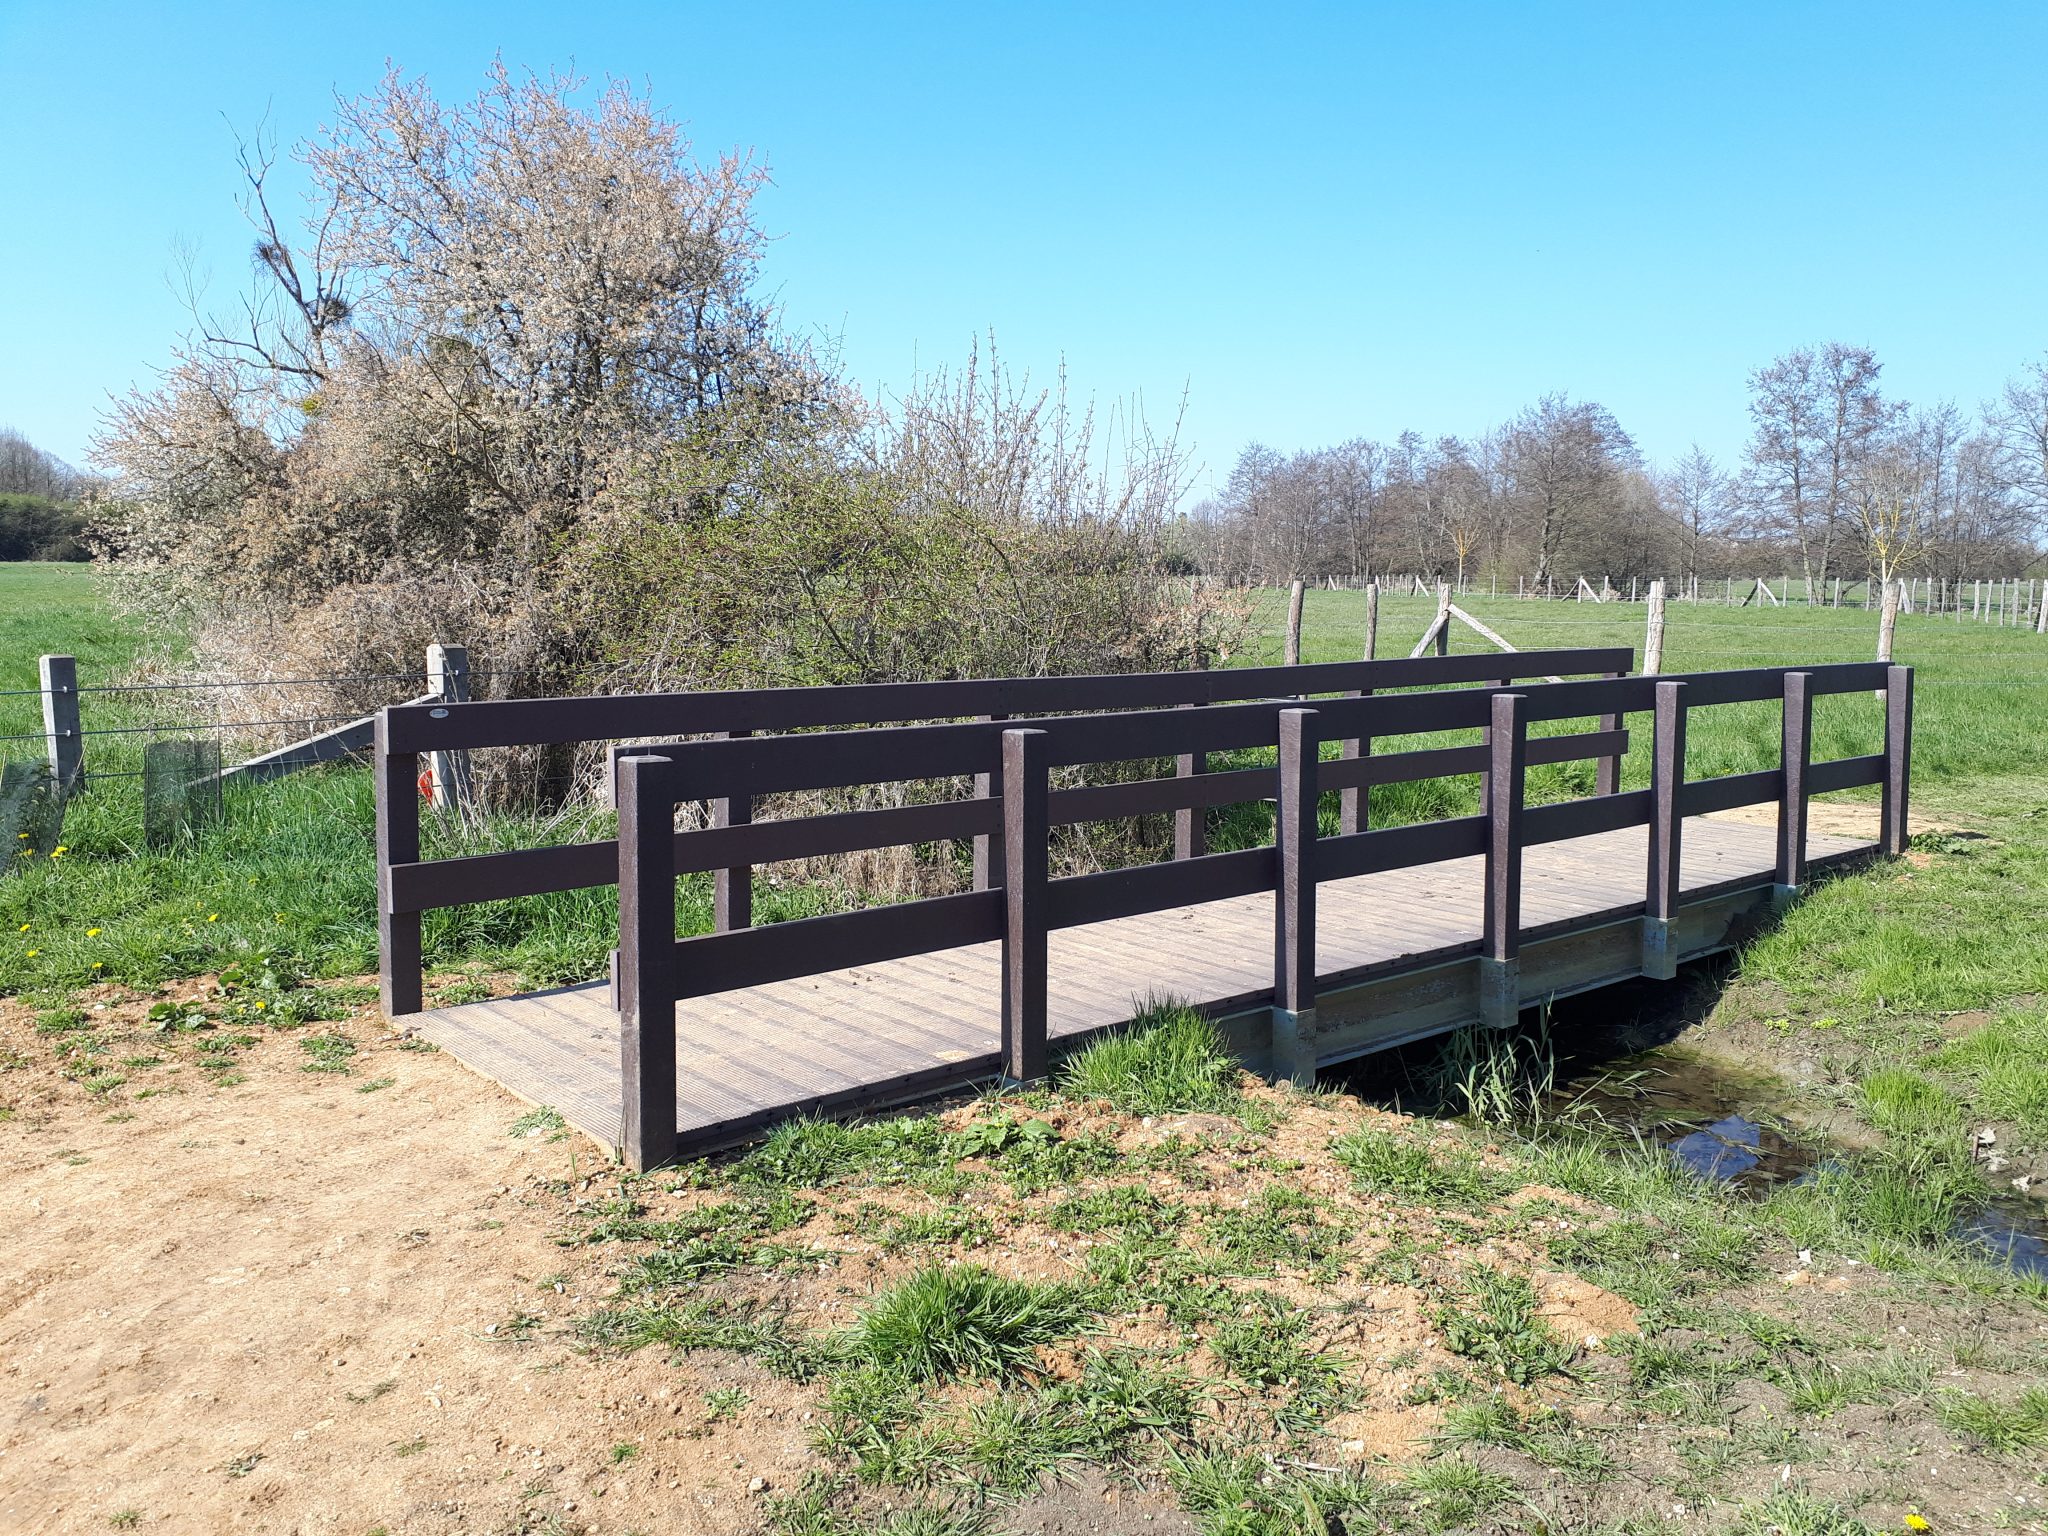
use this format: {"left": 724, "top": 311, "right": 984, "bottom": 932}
{"left": 846, "top": 1265, "right": 1088, "bottom": 1382}
{"left": 1055, "top": 1001, "right": 1244, "bottom": 1114}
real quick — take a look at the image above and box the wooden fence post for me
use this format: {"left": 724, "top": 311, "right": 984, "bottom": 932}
{"left": 973, "top": 713, "right": 1009, "bottom": 890}
{"left": 1174, "top": 704, "right": 1207, "bottom": 860}
{"left": 1775, "top": 671, "right": 1812, "bottom": 906}
{"left": 1434, "top": 582, "right": 1451, "bottom": 655}
{"left": 1001, "top": 728, "right": 1049, "bottom": 1084}
{"left": 1643, "top": 579, "right": 1667, "bottom": 676}
{"left": 712, "top": 729, "right": 753, "bottom": 932}
{"left": 1364, "top": 578, "right": 1380, "bottom": 661}
{"left": 424, "top": 643, "right": 472, "bottom": 815}
{"left": 1643, "top": 680, "right": 1687, "bottom": 979}
{"left": 374, "top": 711, "right": 424, "bottom": 1019}
{"left": 1273, "top": 707, "right": 1320, "bottom": 1086}
{"left": 1283, "top": 578, "right": 1306, "bottom": 666}
{"left": 38, "top": 654, "right": 81, "bottom": 790}
{"left": 2038, "top": 586, "right": 2047, "bottom": 635}
{"left": 616, "top": 752, "right": 679, "bottom": 1172}
{"left": 1882, "top": 665, "right": 1914, "bottom": 857}
{"left": 1480, "top": 691, "right": 1526, "bottom": 1029}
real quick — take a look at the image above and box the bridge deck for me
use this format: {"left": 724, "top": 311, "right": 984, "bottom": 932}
{"left": 405, "top": 814, "right": 1868, "bottom": 1154}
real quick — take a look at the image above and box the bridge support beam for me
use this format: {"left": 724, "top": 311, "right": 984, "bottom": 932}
{"left": 1269, "top": 1005, "right": 1319, "bottom": 1089}
{"left": 1643, "top": 680, "right": 1687, "bottom": 980}
{"left": 1480, "top": 691, "right": 1525, "bottom": 1029}
{"left": 1272, "top": 708, "right": 1320, "bottom": 1084}
{"left": 1000, "top": 727, "right": 1049, "bottom": 1086}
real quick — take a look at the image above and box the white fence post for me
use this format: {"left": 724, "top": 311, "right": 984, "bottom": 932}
{"left": 425, "top": 643, "right": 473, "bottom": 815}
{"left": 39, "top": 654, "right": 82, "bottom": 790}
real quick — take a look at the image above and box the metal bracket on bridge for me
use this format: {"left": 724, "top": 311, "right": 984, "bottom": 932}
{"left": 1269, "top": 1005, "right": 1320, "bottom": 1089}
{"left": 1640, "top": 916, "right": 1679, "bottom": 981}
{"left": 1477, "top": 957, "right": 1520, "bottom": 1031}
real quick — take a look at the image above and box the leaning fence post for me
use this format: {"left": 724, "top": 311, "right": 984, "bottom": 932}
{"left": 374, "top": 711, "right": 424, "bottom": 1019}
{"left": 1000, "top": 728, "right": 1049, "bottom": 1084}
{"left": 39, "top": 654, "right": 81, "bottom": 791}
{"left": 1775, "top": 671, "right": 1812, "bottom": 906}
{"left": 616, "top": 752, "right": 680, "bottom": 1172}
{"left": 1273, "top": 707, "right": 1321, "bottom": 1087}
{"left": 1882, "top": 665, "right": 1914, "bottom": 857}
{"left": 424, "top": 643, "right": 472, "bottom": 816}
{"left": 1480, "top": 692, "right": 1526, "bottom": 1029}
{"left": 1643, "top": 680, "right": 1688, "bottom": 979}
{"left": 712, "top": 729, "right": 753, "bottom": 932}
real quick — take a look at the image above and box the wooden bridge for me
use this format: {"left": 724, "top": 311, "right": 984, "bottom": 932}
{"left": 374, "top": 651, "right": 1913, "bottom": 1170}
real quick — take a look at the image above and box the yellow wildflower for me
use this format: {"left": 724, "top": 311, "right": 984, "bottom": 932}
{"left": 254, "top": 1000, "right": 267, "bottom": 1011}
{"left": 15, "top": 923, "right": 26, "bottom": 932}
{"left": 208, "top": 913, "right": 220, "bottom": 922}
{"left": 1906, "top": 1517, "right": 1932, "bottom": 1533}
{"left": 52, "top": 845, "right": 67, "bottom": 856}
{"left": 86, "top": 928, "right": 100, "bottom": 937}
{"left": 91, "top": 961, "right": 103, "bottom": 970}
{"left": 25, "top": 949, "right": 37, "bottom": 958}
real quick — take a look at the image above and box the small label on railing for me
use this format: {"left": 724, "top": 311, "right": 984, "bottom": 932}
{"left": 430, "top": 708, "right": 449, "bottom": 718}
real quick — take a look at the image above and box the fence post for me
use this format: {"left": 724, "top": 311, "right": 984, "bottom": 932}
{"left": 424, "top": 643, "right": 472, "bottom": 815}
{"left": 374, "top": 711, "right": 424, "bottom": 1019}
{"left": 1480, "top": 691, "right": 1526, "bottom": 1029}
{"left": 1882, "top": 665, "right": 1914, "bottom": 857}
{"left": 1273, "top": 707, "right": 1320, "bottom": 1087}
{"left": 1643, "top": 680, "right": 1688, "bottom": 980}
{"left": 710, "top": 729, "right": 754, "bottom": 931}
{"left": 1338, "top": 682, "right": 1373, "bottom": 836}
{"left": 1877, "top": 577, "right": 1899, "bottom": 664}
{"left": 1174, "top": 704, "right": 1208, "bottom": 860}
{"left": 1643, "top": 578, "right": 1667, "bottom": 676}
{"left": 616, "top": 752, "right": 679, "bottom": 1172}
{"left": 1364, "top": 578, "right": 1380, "bottom": 661}
{"left": 1283, "top": 578, "right": 1306, "bottom": 666}
{"left": 1001, "top": 728, "right": 1049, "bottom": 1084}
{"left": 1775, "top": 671, "right": 1812, "bottom": 907}
{"left": 38, "top": 654, "right": 81, "bottom": 790}
{"left": 973, "top": 713, "right": 1009, "bottom": 890}
{"left": 2038, "top": 586, "right": 2048, "bottom": 635}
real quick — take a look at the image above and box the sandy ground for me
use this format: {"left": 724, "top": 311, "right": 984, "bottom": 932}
{"left": 0, "top": 1015, "right": 854, "bottom": 1536}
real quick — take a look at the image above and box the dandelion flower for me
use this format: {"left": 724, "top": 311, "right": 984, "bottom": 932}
{"left": 15, "top": 923, "right": 26, "bottom": 932}
{"left": 208, "top": 914, "right": 220, "bottom": 923}
{"left": 25, "top": 949, "right": 37, "bottom": 958}
{"left": 1906, "top": 1517, "right": 1932, "bottom": 1533}
{"left": 254, "top": 1000, "right": 267, "bottom": 1011}
{"left": 52, "top": 845, "right": 67, "bottom": 856}
{"left": 91, "top": 961, "right": 103, "bottom": 970}
{"left": 86, "top": 928, "right": 100, "bottom": 938}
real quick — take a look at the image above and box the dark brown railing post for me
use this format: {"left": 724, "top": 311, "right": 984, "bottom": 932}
{"left": 1775, "top": 671, "right": 1812, "bottom": 907}
{"left": 1594, "top": 669, "right": 1626, "bottom": 795}
{"left": 713, "top": 729, "right": 752, "bottom": 932}
{"left": 974, "top": 712, "right": 1009, "bottom": 890}
{"left": 617, "top": 752, "right": 680, "bottom": 1172}
{"left": 1174, "top": 703, "right": 1208, "bottom": 859}
{"left": 1643, "top": 680, "right": 1688, "bottom": 980}
{"left": 1882, "top": 664, "right": 1914, "bottom": 857}
{"left": 1000, "top": 728, "right": 1049, "bottom": 1084}
{"left": 1273, "top": 707, "right": 1321, "bottom": 1087}
{"left": 1480, "top": 691, "right": 1526, "bottom": 1029}
{"left": 374, "top": 711, "right": 424, "bottom": 1019}
{"left": 1337, "top": 683, "right": 1372, "bottom": 836}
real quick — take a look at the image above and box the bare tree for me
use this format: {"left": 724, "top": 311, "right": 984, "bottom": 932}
{"left": 1666, "top": 446, "right": 1731, "bottom": 585}
{"left": 1502, "top": 395, "right": 1640, "bottom": 589}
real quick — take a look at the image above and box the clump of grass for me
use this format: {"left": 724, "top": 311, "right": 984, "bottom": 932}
{"left": 1857, "top": 1067, "right": 1959, "bottom": 1138}
{"left": 1732, "top": 1488, "right": 1876, "bottom": 1536}
{"left": 848, "top": 1264, "right": 1088, "bottom": 1382}
{"left": 509, "top": 1105, "right": 567, "bottom": 1140}
{"left": 1433, "top": 1267, "right": 1577, "bottom": 1385}
{"left": 1424, "top": 1016, "right": 1558, "bottom": 1122}
{"left": 1056, "top": 1001, "right": 1242, "bottom": 1115}
{"left": 736, "top": 1114, "right": 949, "bottom": 1188}
{"left": 1935, "top": 1384, "right": 2048, "bottom": 1454}
{"left": 297, "top": 1031, "right": 355, "bottom": 1074}
{"left": 1331, "top": 1125, "right": 1506, "bottom": 1207}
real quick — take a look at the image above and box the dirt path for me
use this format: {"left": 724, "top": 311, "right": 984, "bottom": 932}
{"left": 0, "top": 1015, "right": 834, "bottom": 1535}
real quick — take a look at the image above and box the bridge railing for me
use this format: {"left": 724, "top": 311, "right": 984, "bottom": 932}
{"left": 374, "top": 648, "right": 1632, "bottom": 1017}
{"left": 607, "top": 661, "right": 1910, "bottom": 1169}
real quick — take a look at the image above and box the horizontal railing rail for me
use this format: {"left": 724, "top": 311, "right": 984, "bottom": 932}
{"left": 603, "top": 662, "right": 1914, "bottom": 1168}
{"left": 376, "top": 648, "right": 1634, "bottom": 1016}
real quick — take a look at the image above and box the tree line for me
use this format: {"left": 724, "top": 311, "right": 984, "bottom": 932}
{"left": 0, "top": 427, "right": 90, "bottom": 561}
{"left": 1191, "top": 346, "right": 2048, "bottom": 593}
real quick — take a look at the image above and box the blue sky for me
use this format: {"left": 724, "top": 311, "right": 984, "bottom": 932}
{"left": 2, "top": 1, "right": 2043, "bottom": 498}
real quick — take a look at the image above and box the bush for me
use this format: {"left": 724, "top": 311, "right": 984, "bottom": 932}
{"left": 0, "top": 494, "right": 88, "bottom": 561}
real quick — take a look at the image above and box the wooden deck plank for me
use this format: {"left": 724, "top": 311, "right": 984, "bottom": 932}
{"left": 407, "top": 814, "right": 1873, "bottom": 1153}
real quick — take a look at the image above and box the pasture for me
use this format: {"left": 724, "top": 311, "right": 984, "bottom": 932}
{"left": 5, "top": 563, "right": 2048, "bottom": 1535}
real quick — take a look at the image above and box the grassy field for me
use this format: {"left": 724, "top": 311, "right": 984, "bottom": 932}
{"left": 3, "top": 569, "right": 2047, "bottom": 999}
